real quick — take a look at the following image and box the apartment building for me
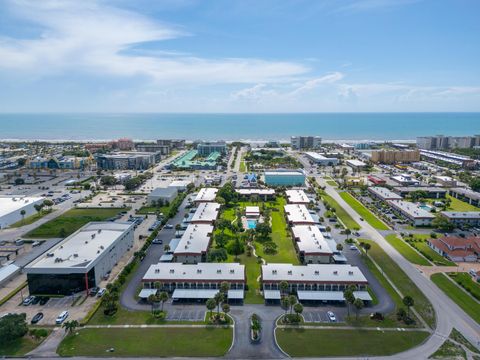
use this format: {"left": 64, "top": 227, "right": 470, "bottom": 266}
{"left": 417, "top": 135, "right": 480, "bottom": 150}
{"left": 291, "top": 136, "right": 322, "bottom": 150}
{"left": 370, "top": 149, "right": 420, "bottom": 164}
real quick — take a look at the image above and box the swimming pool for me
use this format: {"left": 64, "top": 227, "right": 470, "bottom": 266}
{"left": 419, "top": 205, "right": 432, "bottom": 212}
{"left": 247, "top": 219, "right": 257, "bottom": 229}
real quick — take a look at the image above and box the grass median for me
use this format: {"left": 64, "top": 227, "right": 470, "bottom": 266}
{"left": 339, "top": 192, "right": 389, "bottom": 230}
{"left": 57, "top": 327, "right": 233, "bottom": 357}
{"left": 385, "top": 234, "right": 431, "bottom": 266}
{"left": 431, "top": 273, "right": 480, "bottom": 325}
{"left": 359, "top": 239, "right": 435, "bottom": 328}
{"left": 320, "top": 192, "right": 360, "bottom": 230}
{"left": 25, "top": 207, "right": 127, "bottom": 238}
{"left": 275, "top": 328, "right": 430, "bottom": 357}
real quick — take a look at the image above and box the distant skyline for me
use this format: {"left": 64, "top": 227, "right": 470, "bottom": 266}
{"left": 0, "top": 0, "right": 479, "bottom": 113}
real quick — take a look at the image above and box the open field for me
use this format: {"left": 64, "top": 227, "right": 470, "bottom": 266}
{"left": 57, "top": 327, "right": 233, "bottom": 357}
{"left": 275, "top": 328, "right": 430, "bottom": 357}
{"left": 136, "top": 205, "right": 169, "bottom": 215}
{"left": 431, "top": 273, "right": 480, "bottom": 325}
{"left": 9, "top": 209, "right": 54, "bottom": 228}
{"left": 25, "top": 208, "right": 126, "bottom": 238}
{"left": 450, "top": 272, "right": 480, "bottom": 301}
{"left": 320, "top": 192, "right": 360, "bottom": 230}
{"left": 0, "top": 332, "right": 50, "bottom": 357}
{"left": 326, "top": 180, "right": 338, "bottom": 187}
{"left": 339, "top": 192, "right": 390, "bottom": 230}
{"left": 359, "top": 239, "right": 435, "bottom": 328}
{"left": 385, "top": 234, "right": 431, "bottom": 266}
{"left": 446, "top": 195, "right": 480, "bottom": 212}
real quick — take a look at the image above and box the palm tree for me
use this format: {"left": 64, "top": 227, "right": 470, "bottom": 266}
{"left": 222, "top": 303, "right": 230, "bottom": 317}
{"left": 214, "top": 292, "right": 224, "bottom": 316}
{"left": 353, "top": 298, "right": 364, "bottom": 320}
{"left": 403, "top": 295, "right": 414, "bottom": 317}
{"left": 206, "top": 298, "right": 216, "bottom": 318}
{"left": 147, "top": 293, "right": 157, "bottom": 314}
{"left": 159, "top": 291, "right": 168, "bottom": 312}
{"left": 288, "top": 295, "right": 297, "bottom": 315}
{"left": 336, "top": 243, "right": 343, "bottom": 252}
{"left": 281, "top": 297, "right": 289, "bottom": 317}
{"left": 20, "top": 209, "right": 26, "bottom": 225}
{"left": 62, "top": 320, "right": 79, "bottom": 334}
{"left": 279, "top": 281, "right": 289, "bottom": 298}
{"left": 345, "top": 228, "right": 351, "bottom": 241}
{"left": 343, "top": 287, "right": 355, "bottom": 317}
{"left": 220, "top": 281, "right": 230, "bottom": 295}
{"left": 363, "top": 243, "right": 371, "bottom": 257}
{"left": 293, "top": 303, "right": 304, "bottom": 318}
{"left": 163, "top": 244, "right": 170, "bottom": 253}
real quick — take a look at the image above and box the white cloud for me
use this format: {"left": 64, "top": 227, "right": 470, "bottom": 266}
{"left": 0, "top": 0, "right": 308, "bottom": 84}
{"left": 288, "top": 72, "right": 344, "bottom": 96}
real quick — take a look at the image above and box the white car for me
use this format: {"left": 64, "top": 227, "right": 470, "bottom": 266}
{"left": 165, "top": 224, "right": 173, "bottom": 229}
{"left": 97, "top": 288, "right": 106, "bottom": 297}
{"left": 55, "top": 311, "right": 69, "bottom": 324}
{"left": 349, "top": 245, "right": 359, "bottom": 251}
{"left": 327, "top": 311, "right": 336, "bottom": 322}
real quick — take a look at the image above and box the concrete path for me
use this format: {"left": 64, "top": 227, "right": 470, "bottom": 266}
{"left": 27, "top": 327, "right": 66, "bottom": 357}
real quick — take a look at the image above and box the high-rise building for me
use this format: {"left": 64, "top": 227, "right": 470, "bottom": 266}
{"left": 416, "top": 135, "right": 480, "bottom": 150}
{"left": 115, "top": 138, "right": 134, "bottom": 151}
{"left": 197, "top": 141, "right": 227, "bottom": 156}
{"left": 291, "top": 136, "right": 322, "bottom": 150}
{"left": 370, "top": 149, "right": 420, "bottom": 164}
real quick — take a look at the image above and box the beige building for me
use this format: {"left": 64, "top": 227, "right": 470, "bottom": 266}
{"left": 370, "top": 149, "right": 420, "bottom": 164}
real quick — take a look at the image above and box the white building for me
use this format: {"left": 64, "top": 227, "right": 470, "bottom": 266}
{"left": 291, "top": 136, "right": 322, "bottom": 150}
{"left": 304, "top": 152, "right": 339, "bottom": 166}
{"left": 25, "top": 222, "right": 135, "bottom": 295}
{"left": 261, "top": 263, "right": 370, "bottom": 303}
{"left": 194, "top": 188, "right": 218, "bottom": 203}
{"left": 0, "top": 196, "right": 45, "bottom": 229}
{"left": 169, "top": 180, "right": 192, "bottom": 192}
{"left": 147, "top": 187, "right": 178, "bottom": 205}
{"left": 291, "top": 225, "right": 333, "bottom": 264}
{"left": 346, "top": 159, "right": 367, "bottom": 171}
{"left": 368, "top": 186, "right": 403, "bottom": 202}
{"left": 284, "top": 204, "right": 316, "bottom": 225}
{"left": 285, "top": 189, "right": 311, "bottom": 204}
{"left": 391, "top": 174, "right": 421, "bottom": 186}
{"left": 388, "top": 200, "right": 435, "bottom": 226}
{"left": 190, "top": 202, "right": 220, "bottom": 224}
{"left": 141, "top": 262, "right": 245, "bottom": 301}
{"left": 236, "top": 188, "right": 276, "bottom": 200}
{"left": 173, "top": 224, "right": 214, "bottom": 264}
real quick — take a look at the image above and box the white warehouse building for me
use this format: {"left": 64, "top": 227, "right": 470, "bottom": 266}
{"left": 0, "top": 196, "right": 45, "bottom": 229}
{"left": 25, "top": 222, "right": 135, "bottom": 295}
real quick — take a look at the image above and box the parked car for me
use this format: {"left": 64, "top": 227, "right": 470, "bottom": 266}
{"left": 31, "top": 312, "right": 44, "bottom": 324}
{"left": 327, "top": 311, "right": 336, "bottom": 322}
{"left": 349, "top": 245, "right": 359, "bottom": 251}
{"left": 39, "top": 297, "right": 49, "bottom": 305}
{"left": 22, "top": 296, "right": 36, "bottom": 306}
{"left": 152, "top": 238, "right": 163, "bottom": 244}
{"left": 165, "top": 224, "right": 173, "bottom": 229}
{"left": 32, "top": 241, "right": 41, "bottom": 247}
{"left": 88, "top": 287, "right": 99, "bottom": 296}
{"left": 32, "top": 296, "right": 41, "bottom": 305}
{"left": 55, "top": 311, "right": 69, "bottom": 324}
{"left": 97, "top": 288, "right": 106, "bottom": 297}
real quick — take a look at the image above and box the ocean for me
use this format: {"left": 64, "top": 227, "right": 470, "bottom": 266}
{"left": 0, "top": 113, "right": 478, "bottom": 142}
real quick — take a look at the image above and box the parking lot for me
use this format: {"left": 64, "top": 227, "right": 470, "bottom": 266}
{"left": 166, "top": 308, "right": 206, "bottom": 322}
{"left": 302, "top": 310, "right": 344, "bottom": 323}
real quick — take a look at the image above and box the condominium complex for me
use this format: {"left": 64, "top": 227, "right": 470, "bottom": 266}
{"left": 264, "top": 169, "right": 306, "bottom": 187}
{"left": 388, "top": 200, "right": 435, "bottom": 226}
{"left": 136, "top": 143, "right": 170, "bottom": 155}
{"left": 370, "top": 149, "right": 420, "bottom": 164}
{"left": 96, "top": 152, "right": 159, "bottom": 170}
{"left": 197, "top": 141, "right": 227, "bottom": 156}
{"left": 417, "top": 135, "right": 480, "bottom": 150}
{"left": 419, "top": 149, "right": 476, "bottom": 169}
{"left": 304, "top": 152, "right": 339, "bottom": 166}
{"left": 291, "top": 136, "right": 322, "bottom": 150}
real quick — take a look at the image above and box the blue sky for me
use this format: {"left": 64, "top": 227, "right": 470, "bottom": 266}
{"left": 0, "top": 0, "right": 479, "bottom": 112}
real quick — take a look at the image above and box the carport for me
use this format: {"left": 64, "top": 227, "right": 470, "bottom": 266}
{"left": 171, "top": 289, "right": 244, "bottom": 303}
{"left": 138, "top": 288, "right": 158, "bottom": 299}
{"left": 297, "top": 290, "right": 372, "bottom": 304}
{"left": 263, "top": 290, "right": 281, "bottom": 304}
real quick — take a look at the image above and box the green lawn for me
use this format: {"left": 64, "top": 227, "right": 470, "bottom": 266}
{"left": 411, "top": 240, "right": 456, "bottom": 266}
{"left": 25, "top": 208, "right": 127, "bottom": 238}
{"left": 429, "top": 339, "right": 467, "bottom": 360}
{"left": 449, "top": 272, "right": 480, "bottom": 302}
{"left": 446, "top": 195, "right": 480, "bottom": 212}
{"left": 385, "top": 234, "right": 431, "bottom": 266}
{"left": 136, "top": 205, "right": 169, "bottom": 215}
{"left": 9, "top": 209, "right": 54, "bottom": 228}
{"left": 431, "top": 273, "right": 480, "bottom": 325}
{"left": 320, "top": 192, "right": 360, "bottom": 230}
{"left": 57, "top": 327, "right": 233, "bottom": 357}
{"left": 276, "top": 328, "right": 430, "bottom": 357}
{"left": 326, "top": 180, "right": 338, "bottom": 187}
{"left": 359, "top": 239, "right": 435, "bottom": 328}
{"left": 339, "top": 192, "right": 390, "bottom": 230}
{"left": 0, "top": 333, "right": 50, "bottom": 356}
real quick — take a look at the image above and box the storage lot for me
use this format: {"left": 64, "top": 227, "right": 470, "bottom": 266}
{"left": 302, "top": 311, "right": 344, "bottom": 323}
{"left": 166, "top": 309, "right": 206, "bottom": 322}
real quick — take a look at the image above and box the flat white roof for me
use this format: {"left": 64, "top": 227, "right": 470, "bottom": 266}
{"left": 388, "top": 200, "right": 435, "bottom": 219}
{"left": 236, "top": 189, "right": 275, "bottom": 196}
{"left": 286, "top": 189, "right": 310, "bottom": 204}
{"left": 174, "top": 224, "right": 213, "bottom": 255}
{"left": 26, "top": 222, "right": 133, "bottom": 271}
{"left": 346, "top": 159, "right": 367, "bottom": 167}
{"left": 245, "top": 206, "right": 260, "bottom": 215}
{"left": 292, "top": 225, "right": 333, "bottom": 255}
{"left": 284, "top": 204, "right": 315, "bottom": 224}
{"left": 368, "top": 186, "right": 403, "bottom": 200}
{"left": 441, "top": 211, "right": 480, "bottom": 220}
{"left": 265, "top": 170, "right": 305, "bottom": 176}
{"left": 262, "top": 263, "right": 368, "bottom": 283}
{"left": 169, "top": 180, "right": 192, "bottom": 188}
{"left": 304, "top": 152, "right": 328, "bottom": 160}
{"left": 194, "top": 188, "right": 218, "bottom": 202}
{"left": 143, "top": 262, "right": 245, "bottom": 282}
{"left": 190, "top": 202, "right": 220, "bottom": 223}
{"left": 0, "top": 196, "right": 44, "bottom": 218}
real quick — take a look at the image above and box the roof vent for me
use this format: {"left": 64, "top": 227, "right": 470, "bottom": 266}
{"left": 170, "top": 269, "right": 174, "bottom": 273}
{"left": 288, "top": 270, "right": 292, "bottom": 275}
{"left": 197, "top": 269, "right": 202, "bottom": 273}
{"left": 155, "top": 269, "right": 160, "bottom": 273}
{"left": 314, "top": 271, "right": 319, "bottom": 275}
{"left": 217, "top": 269, "right": 222, "bottom": 274}
{"left": 272, "top": 270, "right": 277, "bottom": 274}
{"left": 230, "top": 269, "right": 235, "bottom": 273}
{"left": 348, "top": 271, "right": 354, "bottom": 275}
{"left": 73, "top": 253, "right": 78, "bottom": 258}
{"left": 333, "top": 271, "right": 338, "bottom": 275}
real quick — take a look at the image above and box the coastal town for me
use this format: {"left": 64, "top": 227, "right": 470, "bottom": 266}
{"left": 1, "top": 134, "right": 479, "bottom": 358}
